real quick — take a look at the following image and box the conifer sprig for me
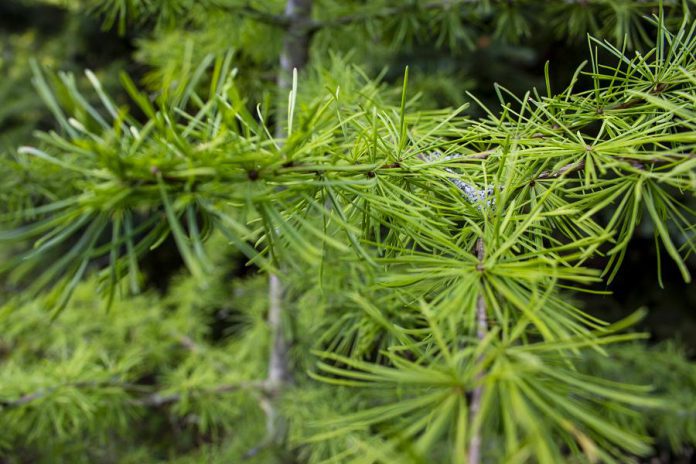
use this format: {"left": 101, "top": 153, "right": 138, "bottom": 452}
{"left": 1, "top": 9, "right": 695, "bottom": 464}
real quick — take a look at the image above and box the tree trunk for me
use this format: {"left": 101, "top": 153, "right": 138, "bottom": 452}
{"left": 264, "top": 0, "right": 314, "bottom": 447}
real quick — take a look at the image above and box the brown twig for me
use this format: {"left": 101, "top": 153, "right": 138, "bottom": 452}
{"left": 536, "top": 158, "right": 587, "bottom": 180}
{"left": 467, "top": 149, "right": 496, "bottom": 160}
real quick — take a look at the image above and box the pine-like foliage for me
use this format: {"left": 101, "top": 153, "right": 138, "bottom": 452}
{"left": 1, "top": 1, "right": 696, "bottom": 463}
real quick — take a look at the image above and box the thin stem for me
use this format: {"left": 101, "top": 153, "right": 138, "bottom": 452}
{"left": 468, "top": 237, "right": 487, "bottom": 464}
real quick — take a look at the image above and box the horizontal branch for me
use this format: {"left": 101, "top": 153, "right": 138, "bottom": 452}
{"left": 306, "top": 0, "right": 653, "bottom": 32}
{"left": 215, "top": 0, "right": 479, "bottom": 32}
{"left": 132, "top": 380, "right": 272, "bottom": 407}
{"left": 0, "top": 379, "right": 272, "bottom": 410}
{"left": 0, "top": 380, "right": 143, "bottom": 410}
{"left": 223, "top": 0, "right": 684, "bottom": 33}
{"left": 308, "top": 0, "right": 479, "bottom": 31}
{"left": 533, "top": 150, "right": 694, "bottom": 183}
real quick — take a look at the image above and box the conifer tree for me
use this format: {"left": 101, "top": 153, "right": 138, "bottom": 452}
{"left": 1, "top": 1, "right": 696, "bottom": 463}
